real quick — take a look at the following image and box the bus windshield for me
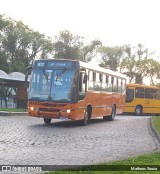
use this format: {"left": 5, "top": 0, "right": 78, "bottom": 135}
{"left": 126, "top": 88, "right": 134, "bottom": 103}
{"left": 28, "top": 69, "right": 78, "bottom": 102}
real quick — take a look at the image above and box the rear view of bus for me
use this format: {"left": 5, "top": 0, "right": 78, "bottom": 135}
{"left": 26, "top": 59, "right": 126, "bottom": 125}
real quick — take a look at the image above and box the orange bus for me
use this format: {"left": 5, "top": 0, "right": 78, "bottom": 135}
{"left": 125, "top": 83, "right": 160, "bottom": 115}
{"left": 26, "top": 59, "right": 126, "bottom": 125}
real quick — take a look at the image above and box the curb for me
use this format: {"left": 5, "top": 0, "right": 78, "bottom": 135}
{"left": 150, "top": 117, "right": 160, "bottom": 144}
{"left": 0, "top": 111, "right": 28, "bottom": 116}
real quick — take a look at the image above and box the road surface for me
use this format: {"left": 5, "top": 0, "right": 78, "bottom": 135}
{"left": 0, "top": 115, "right": 159, "bottom": 166}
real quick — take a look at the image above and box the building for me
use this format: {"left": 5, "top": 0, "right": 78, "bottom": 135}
{"left": 0, "top": 70, "right": 27, "bottom": 109}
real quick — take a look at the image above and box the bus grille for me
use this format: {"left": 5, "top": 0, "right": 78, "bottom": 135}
{"left": 39, "top": 108, "right": 60, "bottom": 112}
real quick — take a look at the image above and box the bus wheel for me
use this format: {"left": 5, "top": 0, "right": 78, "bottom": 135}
{"left": 135, "top": 106, "right": 142, "bottom": 116}
{"left": 81, "top": 111, "right": 89, "bottom": 126}
{"left": 103, "top": 105, "right": 116, "bottom": 121}
{"left": 44, "top": 118, "right": 51, "bottom": 124}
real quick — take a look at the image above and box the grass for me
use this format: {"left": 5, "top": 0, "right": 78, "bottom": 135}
{"left": 44, "top": 151, "right": 160, "bottom": 174}
{"left": 44, "top": 116, "right": 160, "bottom": 174}
{"left": 0, "top": 108, "right": 26, "bottom": 112}
{"left": 152, "top": 116, "right": 160, "bottom": 134}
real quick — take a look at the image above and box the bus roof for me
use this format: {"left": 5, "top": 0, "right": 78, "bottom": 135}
{"left": 79, "top": 61, "right": 127, "bottom": 79}
{"left": 126, "top": 83, "right": 159, "bottom": 89}
{"left": 34, "top": 59, "right": 127, "bottom": 79}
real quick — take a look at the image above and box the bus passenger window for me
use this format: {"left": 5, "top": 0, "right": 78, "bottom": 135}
{"left": 135, "top": 87, "right": 144, "bottom": 98}
{"left": 88, "top": 71, "right": 94, "bottom": 90}
{"left": 79, "top": 73, "right": 86, "bottom": 92}
{"left": 145, "top": 88, "right": 153, "bottom": 99}
{"left": 89, "top": 71, "right": 93, "bottom": 81}
{"left": 113, "top": 77, "right": 118, "bottom": 92}
{"left": 82, "top": 74, "right": 87, "bottom": 92}
{"left": 78, "top": 72, "right": 87, "bottom": 100}
{"left": 118, "top": 79, "right": 122, "bottom": 92}
{"left": 121, "top": 79, "right": 126, "bottom": 93}
{"left": 93, "top": 72, "right": 96, "bottom": 81}
{"left": 94, "top": 72, "right": 101, "bottom": 91}
{"left": 108, "top": 76, "right": 112, "bottom": 92}
{"left": 111, "top": 77, "right": 114, "bottom": 84}
{"left": 101, "top": 74, "right": 107, "bottom": 91}
{"left": 154, "top": 89, "right": 160, "bottom": 99}
{"left": 99, "top": 74, "right": 102, "bottom": 82}
{"left": 106, "top": 75, "right": 108, "bottom": 83}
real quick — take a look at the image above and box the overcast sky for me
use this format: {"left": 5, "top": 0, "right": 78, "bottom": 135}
{"left": 0, "top": 0, "right": 160, "bottom": 57}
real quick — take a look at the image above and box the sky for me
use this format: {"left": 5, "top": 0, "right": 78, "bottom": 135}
{"left": 0, "top": 0, "right": 160, "bottom": 58}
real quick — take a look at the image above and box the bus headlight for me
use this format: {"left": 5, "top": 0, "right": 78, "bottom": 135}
{"left": 30, "top": 107, "right": 38, "bottom": 111}
{"left": 66, "top": 109, "right": 71, "bottom": 113}
{"left": 30, "top": 107, "right": 34, "bottom": 111}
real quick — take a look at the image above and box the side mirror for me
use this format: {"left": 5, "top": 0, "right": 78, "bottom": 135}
{"left": 25, "top": 66, "right": 32, "bottom": 87}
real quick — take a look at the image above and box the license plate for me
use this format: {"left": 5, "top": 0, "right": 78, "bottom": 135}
{"left": 60, "top": 116, "right": 68, "bottom": 119}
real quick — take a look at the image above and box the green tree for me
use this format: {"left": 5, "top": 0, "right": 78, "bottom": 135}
{"left": 82, "top": 39, "right": 102, "bottom": 62}
{"left": 98, "top": 46, "right": 124, "bottom": 71}
{"left": 144, "top": 59, "right": 160, "bottom": 85}
{"left": 0, "top": 15, "right": 53, "bottom": 73}
{"left": 120, "top": 44, "right": 155, "bottom": 84}
{"left": 0, "top": 51, "right": 9, "bottom": 73}
{"left": 53, "top": 30, "right": 84, "bottom": 60}
{"left": 53, "top": 30, "right": 101, "bottom": 62}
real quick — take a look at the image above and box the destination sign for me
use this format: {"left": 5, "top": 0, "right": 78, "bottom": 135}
{"left": 47, "top": 61, "right": 73, "bottom": 68}
{"left": 34, "top": 60, "right": 78, "bottom": 69}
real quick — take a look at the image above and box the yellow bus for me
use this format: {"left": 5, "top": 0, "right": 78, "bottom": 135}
{"left": 26, "top": 59, "right": 126, "bottom": 125}
{"left": 125, "top": 83, "right": 160, "bottom": 115}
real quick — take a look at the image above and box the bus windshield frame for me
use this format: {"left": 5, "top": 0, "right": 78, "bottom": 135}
{"left": 28, "top": 60, "right": 79, "bottom": 103}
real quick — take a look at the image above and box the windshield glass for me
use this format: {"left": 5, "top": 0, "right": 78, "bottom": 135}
{"left": 29, "top": 69, "right": 78, "bottom": 102}
{"left": 126, "top": 88, "right": 134, "bottom": 103}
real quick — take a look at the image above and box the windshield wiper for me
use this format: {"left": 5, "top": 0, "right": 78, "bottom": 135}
{"left": 59, "top": 99, "right": 70, "bottom": 101}
{"left": 47, "top": 95, "right": 53, "bottom": 100}
{"left": 31, "top": 97, "right": 41, "bottom": 100}
{"left": 56, "top": 68, "right": 66, "bottom": 81}
{"left": 42, "top": 69, "right": 49, "bottom": 81}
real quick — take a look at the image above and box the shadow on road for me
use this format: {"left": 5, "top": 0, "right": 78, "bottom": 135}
{"left": 28, "top": 117, "right": 113, "bottom": 129}
{"left": 121, "top": 112, "right": 153, "bottom": 116}
{"left": 27, "top": 113, "right": 153, "bottom": 130}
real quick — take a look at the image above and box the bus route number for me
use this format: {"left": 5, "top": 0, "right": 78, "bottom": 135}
{"left": 37, "top": 62, "right": 45, "bottom": 67}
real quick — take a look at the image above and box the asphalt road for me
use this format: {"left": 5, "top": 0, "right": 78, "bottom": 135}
{"left": 0, "top": 115, "right": 159, "bottom": 166}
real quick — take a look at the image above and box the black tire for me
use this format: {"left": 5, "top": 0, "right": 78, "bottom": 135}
{"left": 44, "top": 118, "right": 51, "bottom": 124}
{"left": 80, "top": 111, "right": 89, "bottom": 126}
{"left": 103, "top": 105, "right": 116, "bottom": 121}
{"left": 135, "top": 106, "right": 142, "bottom": 116}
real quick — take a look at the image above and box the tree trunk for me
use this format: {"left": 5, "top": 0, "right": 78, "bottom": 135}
{"left": 135, "top": 74, "right": 143, "bottom": 84}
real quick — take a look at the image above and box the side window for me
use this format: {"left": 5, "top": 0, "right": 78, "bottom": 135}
{"left": 88, "top": 71, "right": 92, "bottom": 81}
{"left": 94, "top": 72, "right": 101, "bottom": 91}
{"left": 145, "top": 88, "right": 153, "bottom": 99}
{"left": 106, "top": 75, "right": 109, "bottom": 91}
{"left": 126, "top": 88, "right": 134, "bottom": 102}
{"left": 121, "top": 79, "right": 126, "bottom": 93}
{"left": 154, "top": 89, "right": 160, "bottom": 99}
{"left": 108, "top": 76, "right": 112, "bottom": 92}
{"left": 102, "top": 74, "right": 108, "bottom": 91}
{"left": 113, "top": 77, "right": 118, "bottom": 92}
{"left": 118, "top": 79, "right": 122, "bottom": 92}
{"left": 88, "top": 71, "right": 94, "bottom": 90}
{"left": 79, "top": 72, "right": 86, "bottom": 92}
{"left": 93, "top": 71, "right": 96, "bottom": 81}
{"left": 135, "top": 87, "right": 144, "bottom": 98}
